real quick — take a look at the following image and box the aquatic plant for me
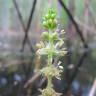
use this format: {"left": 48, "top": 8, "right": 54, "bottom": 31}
{"left": 36, "top": 8, "right": 67, "bottom": 96}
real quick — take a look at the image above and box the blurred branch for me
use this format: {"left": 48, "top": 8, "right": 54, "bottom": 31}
{"left": 58, "top": 0, "right": 88, "bottom": 49}
{"left": 13, "top": 1, "right": 37, "bottom": 95}
{"left": 13, "top": 0, "right": 34, "bottom": 52}
{"left": 24, "top": 72, "right": 40, "bottom": 88}
{"left": 21, "top": 0, "right": 36, "bottom": 53}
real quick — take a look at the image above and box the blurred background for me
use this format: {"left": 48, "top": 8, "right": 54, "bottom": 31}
{"left": 0, "top": 0, "right": 96, "bottom": 96}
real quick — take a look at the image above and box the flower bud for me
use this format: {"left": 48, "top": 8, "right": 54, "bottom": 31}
{"left": 51, "top": 13, "right": 56, "bottom": 19}
{"left": 45, "top": 14, "right": 50, "bottom": 19}
{"left": 58, "top": 65, "right": 63, "bottom": 69}
{"left": 41, "top": 32, "right": 49, "bottom": 41}
{"left": 61, "top": 30, "right": 65, "bottom": 34}
{"left": 48, "top": 19, "right": 53, "bottom": 24}
{"left": 52, "top": 32, "right": 58, "bottom": 40}
{"left": 52, "top": 19, "right": 57, "bottom": 29}
{"left": 43, "top": 21, "right": 48, "bottom": 28}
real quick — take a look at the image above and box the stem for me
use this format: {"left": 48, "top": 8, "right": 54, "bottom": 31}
{"left": 47, "top": 30, "right": 54, "bottom": 87}
{"left": 48, "top": 53, "right": 52, "bottom": 66}
{"left": 48, "top": 30, "right": 53, "bottom": 66}
{"left": 47, "top": 75, "right": 53, "bottom": 88}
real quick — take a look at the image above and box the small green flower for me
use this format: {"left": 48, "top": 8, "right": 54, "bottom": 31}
{"left": 40, "top": 65, "right": 62, "bottom": 78}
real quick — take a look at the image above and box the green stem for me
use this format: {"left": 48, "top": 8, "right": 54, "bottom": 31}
{"left": 48, "top": 30, "right": 53, "bottom": 66}
{"left": 47, "top": 30, "right": 54, "bottom": 88}
{"left": 47, "top": 75, "right": 53, "bottom": 88}
{"left": 48, "top": 53, "right": 52, "bottom": 66}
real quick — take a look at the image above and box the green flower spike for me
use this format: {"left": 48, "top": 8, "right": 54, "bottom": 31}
{"left": 36, "top": 8, "right": 67, "bottom": 96}
{"left": 43, "top": 8, "right": 57, "bottom": 30}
